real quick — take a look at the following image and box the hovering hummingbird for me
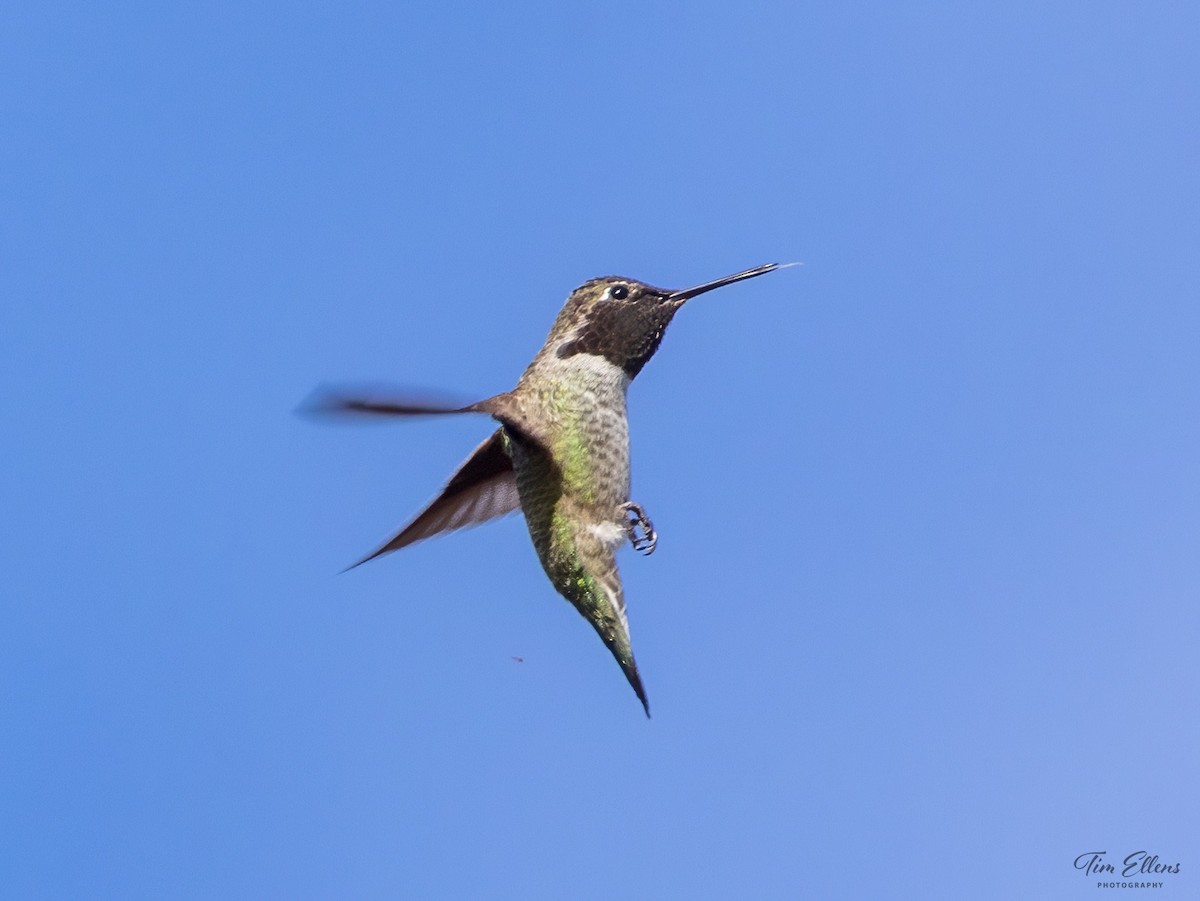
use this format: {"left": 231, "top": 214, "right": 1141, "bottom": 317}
{"left": 311, "top": 262, "right": 790, "bottom": 716}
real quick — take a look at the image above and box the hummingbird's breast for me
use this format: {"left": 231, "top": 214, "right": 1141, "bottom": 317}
{"left": 508, "top": 352, "right": 633, "bottom": 557}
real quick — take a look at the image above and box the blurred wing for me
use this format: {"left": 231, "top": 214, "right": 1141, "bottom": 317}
{"left": 299, "top": 385, "right": 478, "bottom": 418}
{"left": 346, "top": 429, "right": 519, "bottom": 569}
{"left": 301, "top": 385, "right": 555, "bottom": 460}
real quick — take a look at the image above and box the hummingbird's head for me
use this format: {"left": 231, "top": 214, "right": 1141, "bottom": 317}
{"left": 547, "top": 263, "right": 785, "bottom": 379}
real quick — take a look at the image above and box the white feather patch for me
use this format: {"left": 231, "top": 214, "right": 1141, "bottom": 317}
{"left": 589, "top": 520, "right": 627, "bottom": 548}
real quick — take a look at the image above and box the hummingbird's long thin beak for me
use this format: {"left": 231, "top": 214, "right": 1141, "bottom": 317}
{"left": 667, "top": 262, "right": 795, "bottom": 302}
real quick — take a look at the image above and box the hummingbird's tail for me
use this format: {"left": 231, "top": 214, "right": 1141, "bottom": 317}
{"left": 548, "top": 533, "right": 651, "bottom": 718}
{"left": 625, "top": 658, "right": 651, "bottom": 719}
{"left": 595, "top": 612, "right": 650, "bottom": 718}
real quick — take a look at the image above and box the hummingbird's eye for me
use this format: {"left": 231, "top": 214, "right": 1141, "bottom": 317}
{"left": 610, "top": 284, "right": 630, "bottom": 300}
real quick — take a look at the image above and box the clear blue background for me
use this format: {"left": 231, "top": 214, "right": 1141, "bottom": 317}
{"left": 3, "top": 3, "right": 1197, "bottom": 898}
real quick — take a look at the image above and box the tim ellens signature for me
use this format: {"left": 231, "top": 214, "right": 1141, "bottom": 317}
{"left": 1075, "top": 852, "right": 1181, "bottom": 878}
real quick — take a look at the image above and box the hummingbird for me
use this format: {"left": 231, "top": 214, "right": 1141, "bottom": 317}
{"left": 311, "top": 262, "right": 790, "bottom": 716}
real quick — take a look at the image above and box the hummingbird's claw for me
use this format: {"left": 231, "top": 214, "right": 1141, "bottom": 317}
{"left": 620, "top": 502, "right": 657, "bottom": 556}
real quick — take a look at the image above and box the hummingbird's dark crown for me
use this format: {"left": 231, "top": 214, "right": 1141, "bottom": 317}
{"left": 550, "top": 276, "right": 681, "bottom": 379}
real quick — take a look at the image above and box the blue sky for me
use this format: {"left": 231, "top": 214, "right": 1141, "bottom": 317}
{"left": 3, "top": 2, "right": 1198, "bottom": 898}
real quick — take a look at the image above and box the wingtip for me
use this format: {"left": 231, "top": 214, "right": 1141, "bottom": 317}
{"left": 339, "top": 544, "right": 391, "bottom": 574}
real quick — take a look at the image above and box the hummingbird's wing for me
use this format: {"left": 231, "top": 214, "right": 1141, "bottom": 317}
{"left": 304, "top": 386, "right": 560, "bottom": 569}
{"left": 301, "top": 386, "right": 554, "bottom": 453}
{"left": 299, "top": 386, "right": 480, "bottom": 418}
{"left": 345, "top": 429, "right": 519, "bottom": 569}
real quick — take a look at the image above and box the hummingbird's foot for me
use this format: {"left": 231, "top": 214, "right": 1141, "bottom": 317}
{"left": 620, "top": 502, "right": 657, "bottom": 556}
